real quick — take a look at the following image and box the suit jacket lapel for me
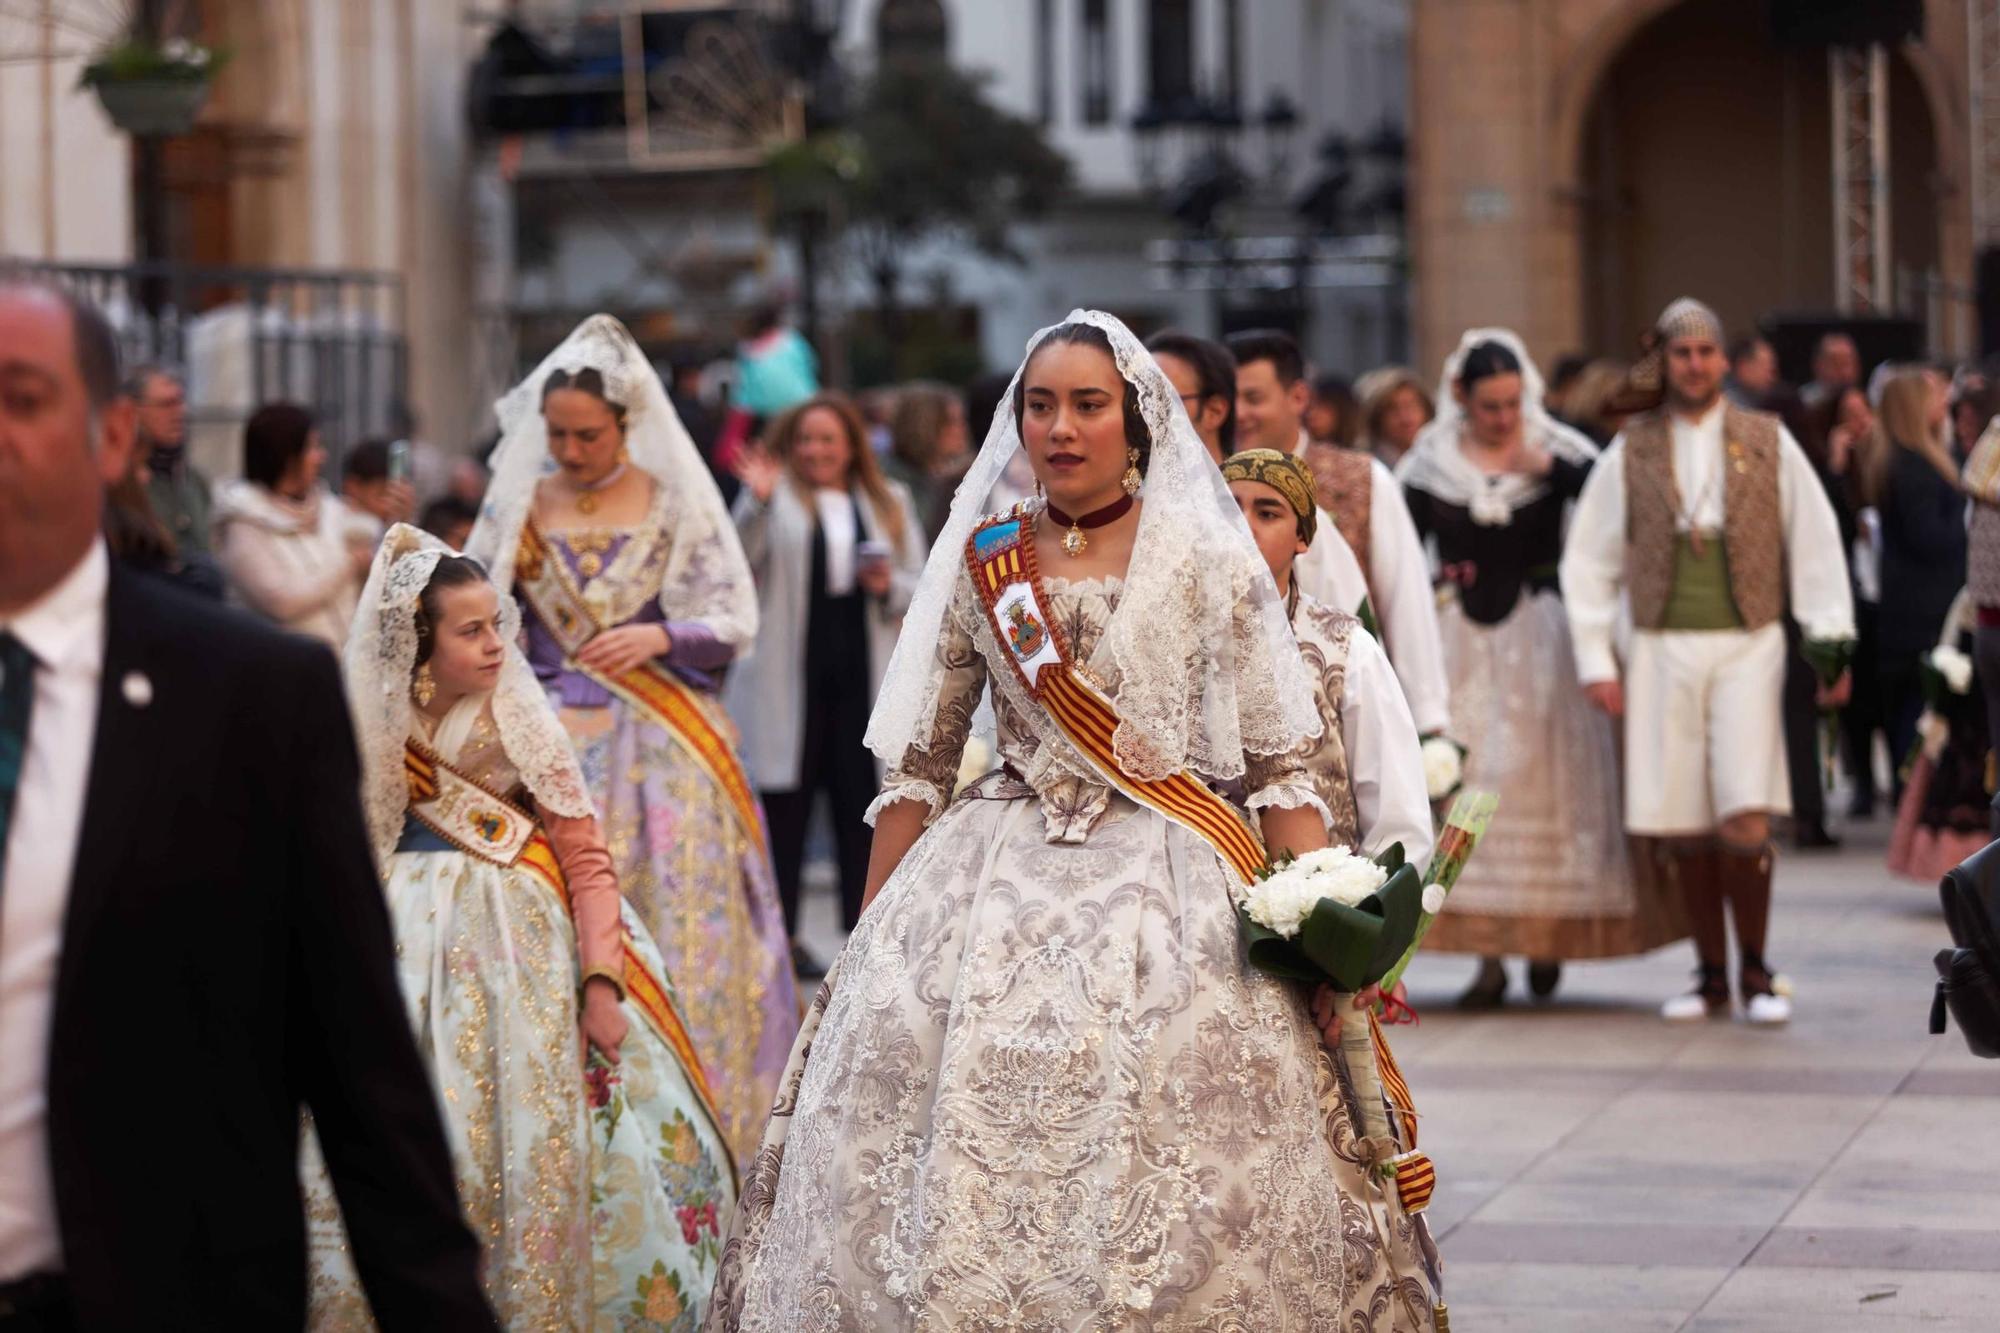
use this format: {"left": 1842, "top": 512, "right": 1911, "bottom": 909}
{"left": 56, "top": 567, "right": 164, "bottom": 1011}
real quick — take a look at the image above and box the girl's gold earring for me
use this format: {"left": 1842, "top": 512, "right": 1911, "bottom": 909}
{"left": 1121, "top": 446, "right": 1142, "bottom": 496}
{"left": 414, "top": 662, "right": 437, "bottom": 707}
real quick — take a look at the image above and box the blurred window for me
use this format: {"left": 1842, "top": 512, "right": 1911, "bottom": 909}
{"left": 1036, "top": 0, "right": 1055, "bottom": 124}
{"left": 1148, "top": 0, "right": 1193, "bottom": 104}
{"left": 1080, "top": 0, "right": 1112, "bottom": 126}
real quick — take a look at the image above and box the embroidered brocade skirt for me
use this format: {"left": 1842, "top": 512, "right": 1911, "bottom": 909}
{"left": 301, "top": 844, "right": 735, "bottom": 1330}
{"left": 705, "top": 794, "right": 1438, "bottom": 1331}
{"left": 1421, "top": 592, "right": 1684, "bottom": 959}
{"left": 559, "top": 698, "right": 799, "bottom": 1163}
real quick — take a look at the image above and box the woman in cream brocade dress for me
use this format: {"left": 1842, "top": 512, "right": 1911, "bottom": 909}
{"left": 708, "top": 312, "right": 1437, "bottom": 1331}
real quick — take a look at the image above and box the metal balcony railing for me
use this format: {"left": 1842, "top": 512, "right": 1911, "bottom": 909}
{"left": 8, "top": 259, "right": 407, "bottom": 458}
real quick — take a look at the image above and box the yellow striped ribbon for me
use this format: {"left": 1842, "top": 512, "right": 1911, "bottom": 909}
{"left": 1391, "top": 1149, "right": 1436, "bottom": 1214}
{"left": 517, "top": 519, "right": 768, "bottom": 850}
{"left": 966, "top": 511, "right": 1265, "bottom": 886}
{"left": 515, "top": 830, "right": 731, "bottom": 1167}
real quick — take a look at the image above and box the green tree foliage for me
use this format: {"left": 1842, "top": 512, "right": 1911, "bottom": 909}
{"left": 766, "top": 53, "right": 1071, "bottom": 359}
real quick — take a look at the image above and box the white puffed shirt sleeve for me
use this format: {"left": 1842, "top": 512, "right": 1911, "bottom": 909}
{"left": 1558, "top": 435, "right": 1629, "bottom": 686}
{"left": 1366, "top": 459, "right": 1453, "bottom": 736}
{"left": 1339, "top": 627, "right": 1435, "bottom": 868}
{"left": 1776, "top": 425, "right": 1857, "bottom": 643}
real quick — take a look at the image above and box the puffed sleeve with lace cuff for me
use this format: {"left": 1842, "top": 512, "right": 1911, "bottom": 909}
{"left": 1241, "top": 748, "right": 1336, "bottom": 835}
{"left": 868, "top": 570, "right": 989, "bottom": 827}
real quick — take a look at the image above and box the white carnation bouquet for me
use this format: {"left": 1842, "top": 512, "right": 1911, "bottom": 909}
{"left": 1235, "top": 792, "right": 1499, "bottom": 995}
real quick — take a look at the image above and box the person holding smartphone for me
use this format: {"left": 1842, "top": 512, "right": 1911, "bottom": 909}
{"left": 727, "top": 393, "right": 926, "bottom": 970}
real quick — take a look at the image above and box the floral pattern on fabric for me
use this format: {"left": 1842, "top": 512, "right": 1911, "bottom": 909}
{"left": 301, "top": 730, "right": 734, "bottom": 1330}
{"left": 546, "top": 526, "right": 800, "bottom": 1163}
{"left": 708, "top": 578, "right": 1437, "bottom": 1331}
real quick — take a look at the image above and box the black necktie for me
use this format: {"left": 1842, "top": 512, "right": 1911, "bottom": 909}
{"left": 0, "top": 631, "right": 33, "bottom": 877}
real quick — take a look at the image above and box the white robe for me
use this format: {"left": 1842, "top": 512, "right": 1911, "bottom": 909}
{"left": 1314, "top": 602, "right": 1437, "bottom": 867}
{"left": 1285, "top": 432, "right": 1454, "bottom": 737}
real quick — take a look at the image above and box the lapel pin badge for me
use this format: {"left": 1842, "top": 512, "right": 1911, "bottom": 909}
{"left": 121, "top": 670, "right": 154, "bottom": 708}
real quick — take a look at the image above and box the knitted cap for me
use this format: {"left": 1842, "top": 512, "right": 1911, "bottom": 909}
{"left": 1656, "top": 297, "right": 1724, "bottom": 346}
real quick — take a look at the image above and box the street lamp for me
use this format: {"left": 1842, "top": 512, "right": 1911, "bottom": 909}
{"left": 1259, "top": 91, "right": 1299, "bottom": 189}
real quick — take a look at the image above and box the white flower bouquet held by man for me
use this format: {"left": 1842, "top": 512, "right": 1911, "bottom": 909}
{"left": 1419, "top": 734, "right": 1466, "bottom": 803}
{"left": 1928, "top": 645, "right": 1974, "bottom": 697}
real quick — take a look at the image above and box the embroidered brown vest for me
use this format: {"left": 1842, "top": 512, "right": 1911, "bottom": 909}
{"left": 1623, "top": 404, "right": 1784, "bottom": 631}
{"left": 1303, "top": 444, "right": 1373, "bottom": 588}
{"left": 1290, "top": 595, "right": 1363, "bottom": 850}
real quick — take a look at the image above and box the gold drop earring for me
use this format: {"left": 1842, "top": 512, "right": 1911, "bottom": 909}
{"left": 1121, "top": 446, "right": 1142, "bottom": 496}
{"left": 414, "top": 662, "right": 437, "bottom": 707}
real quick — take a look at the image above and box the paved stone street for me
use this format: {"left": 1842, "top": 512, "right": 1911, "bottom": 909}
{"left": 799, "top": 817, "right": 1998, "bottom": 1329}
{"left": 1394, "top": 820, "right": 2000, "bottom": 1331}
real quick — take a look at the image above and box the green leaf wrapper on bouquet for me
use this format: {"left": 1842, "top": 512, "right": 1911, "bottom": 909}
{"left": 1236, "top": 792, "right": 1500, "bottom": 996}
{"left": 1238, "top": 844, "right": 1424, "bottom": 992}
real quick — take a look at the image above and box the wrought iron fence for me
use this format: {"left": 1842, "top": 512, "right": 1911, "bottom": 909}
{"left": 7, "top": 260, "right": 407, "bottom": 460}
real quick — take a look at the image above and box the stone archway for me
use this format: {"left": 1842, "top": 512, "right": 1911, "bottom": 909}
{"left": 1557, "top": 0, "right": 1955, "bottom": 352}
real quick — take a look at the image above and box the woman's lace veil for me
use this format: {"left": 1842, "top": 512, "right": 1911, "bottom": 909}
{"left": 1397, "top": 326, "right": 1598, "bottom": 512}
{"left": 466, "top": 313, "right": 758, "bottom": 649}
{"left": 346, "top": 524, "right": 595, "bottom": 866}
{"left": 866, "top": 309, "right": 1322, "bottom": 784}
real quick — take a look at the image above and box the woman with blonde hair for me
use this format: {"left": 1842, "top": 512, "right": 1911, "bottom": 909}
{"left": 728, "top": 393, "right": 928, "bottom": 955}
{"left": 1356, "top": 365, "right": 1435, "bottom": 468}
{"left": 1869, "top": 367, "right": 1967, "bottom": 777}
{"left": 1561, "top": 358, "right": 1638, "bottom": 445}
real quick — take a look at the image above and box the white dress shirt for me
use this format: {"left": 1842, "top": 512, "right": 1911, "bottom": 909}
{"left": 813, "top": 487, "right": 858, "bottom": 596}
{"left": 1287, "top": 431, "right": 1454, "bottom": 736}
{"left": 1560, "top": 401, "right": 1857, "bottom": 684}
{"left": 0, "top": 541, "right": 107, "bottom": 1279}
{"left": 1290, "top": 510, "right": 1371, "bottom": 628}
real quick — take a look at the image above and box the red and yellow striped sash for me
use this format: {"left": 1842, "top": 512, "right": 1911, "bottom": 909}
{"left": 405, "top": 745, "right": 440, "bottom": 803}
{"left": 402, "top": 739, "right": 728, "bottom": 1158}
{"left": 515, "top": 832, "right": 729, "bottom": 1147}
{"left": 516, "top": 518, "right": 767, "bottom": 849}
{"left": 965, "top": 511, "right": 1265, "bottom": 886}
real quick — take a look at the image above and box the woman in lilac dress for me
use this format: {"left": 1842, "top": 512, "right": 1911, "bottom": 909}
{"left": 470, "top": 314, "right": 798, "bottom": 1161}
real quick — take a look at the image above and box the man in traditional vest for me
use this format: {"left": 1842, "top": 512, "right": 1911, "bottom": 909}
{"left": 1561, "top": 297, "right": 1854, "bottom": 1024}
{"left": 1227, "top": 328, "right": 1452, "bottom": 740}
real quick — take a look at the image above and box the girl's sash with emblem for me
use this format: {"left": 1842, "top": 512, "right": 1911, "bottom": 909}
{"left": 965, "top": 507, "right": 1431, "bottom": 1215}
{"left": 403, "top": 739, "right": 729, "bottom": 1155}
{"left": 514, "top": 517, "right": 766, "bottom": 850}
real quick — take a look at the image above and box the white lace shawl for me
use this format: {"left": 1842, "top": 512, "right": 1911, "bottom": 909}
{"left": 466, "top": 313, "right": 759, "bottom": 651}
{"left": 345, "top": 524, "right": 596, "bottom": 866}
{"left": 866, "top": 309, "right": 1322, "bottom": 785}
{"left": 1396, "top": 327, "right": 1599, "bottom": 525}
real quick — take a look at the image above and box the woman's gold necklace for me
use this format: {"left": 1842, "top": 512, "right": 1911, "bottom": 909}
{"left": 572, "top": 462, "right": 629, "bottom": 515}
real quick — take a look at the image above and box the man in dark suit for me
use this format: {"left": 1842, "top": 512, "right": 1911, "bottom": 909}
{"left": 0, "top": 283, "right": 497, "bottom": 1329}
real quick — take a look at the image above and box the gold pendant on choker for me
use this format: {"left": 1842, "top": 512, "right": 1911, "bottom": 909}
{"left": 577, "top": 491, "right": 599, "bottom": 515}
{"left": 1062, "top": 523, "right": 1086, "bottom": 557}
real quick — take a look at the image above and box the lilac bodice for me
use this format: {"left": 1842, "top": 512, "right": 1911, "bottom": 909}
{"left": 523, "top": 529, "right": 735, "bottom": 704}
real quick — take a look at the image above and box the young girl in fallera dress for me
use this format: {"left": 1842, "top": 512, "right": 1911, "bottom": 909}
{"left": 303, "top": 525, "right": 733, "bottom": 1329}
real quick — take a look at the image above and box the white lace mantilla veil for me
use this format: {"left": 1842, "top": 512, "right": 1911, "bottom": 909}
{"left": 346, "top": 524, "right": 596, "bottom": 866}
{"left": 1396, "top": 326, "right": 1598, "bottom": 522}
{"left": 866, "top": 308, "right": 1322, "bottom": 785}
{"left": 465, "top": 313, "right": 759, "bottom": 650}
